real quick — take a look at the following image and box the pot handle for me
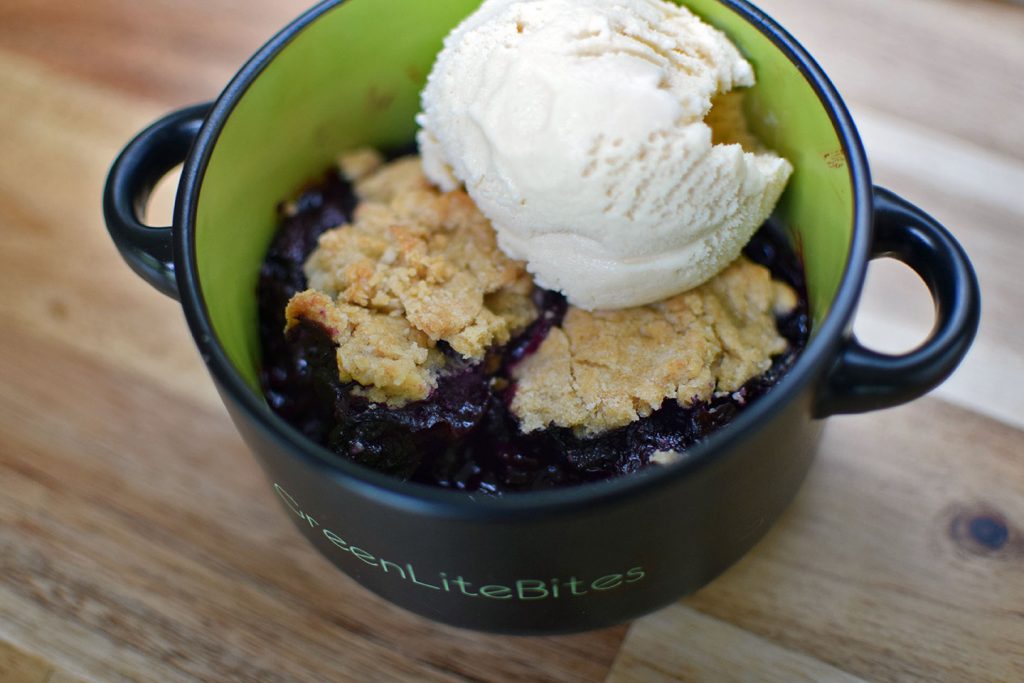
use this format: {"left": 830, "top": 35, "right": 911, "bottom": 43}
{"left": 815, "top": 186, "right": 981, "bottom": 417}
{"left": 102, "top": 103, "right": 212, "bottom": 300}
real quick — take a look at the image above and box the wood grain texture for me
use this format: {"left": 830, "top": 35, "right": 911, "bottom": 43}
{"left": 609, "top": 606, "right": 868, "bottom": 683}
{"left": 0, "top": 641, "right": 86, "bottom": 683}
{"left": 1, "top": 0, "right": 1022, "bottom": 681}
{"left": 0, "top": 641, "right": 59, "bottom": 683}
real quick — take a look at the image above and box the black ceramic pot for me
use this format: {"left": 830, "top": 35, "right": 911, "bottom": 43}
{"left": 103, "top": 0, "right": 980, "bottom": 634}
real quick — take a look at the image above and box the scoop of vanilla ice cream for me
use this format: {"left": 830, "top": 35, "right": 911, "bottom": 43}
{"left": 417, "top": 0, "right": 792, "bottom": 310}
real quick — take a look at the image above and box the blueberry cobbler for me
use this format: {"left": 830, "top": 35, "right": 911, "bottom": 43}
{"left": 258, "top": 151, "right": 808, "bottom": 493}
{"left": 258, "top": 0, "right": 811, "bottom": 494}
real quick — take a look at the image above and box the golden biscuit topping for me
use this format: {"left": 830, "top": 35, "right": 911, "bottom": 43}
{"left": 511, "top": 258, "right": 796, "bottom": 435}
{"left": 285, "top": 152, "right": 797, "bottom": 427}
{"left": 338, "top": 147, "right": 384, "bottom": 182}
{"left": 706, "top": 91, "right": 766, "bottom": 152}
{"left": 285, "top": 154, "right": 537, "bottom": 405}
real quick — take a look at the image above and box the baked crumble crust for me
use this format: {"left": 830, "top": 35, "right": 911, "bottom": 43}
{"left": 707, "top": 91, "right": 766, "bottom": 152}
{"left": 285, "top": 290, "right": 447, "bottom": 405}
{"left": 285, "top": 153, "right": 537, "bottom": 405}
{"left": 511, "top": 257, "right": 796, "bottom": 435}
{"left": 338, "top": 147, "right": 384, "bottom": 182}
{"left": 351, "top": 154, "right": 434, "bottom": 204}
{"left": 286, "top": 152, "right": 797, "bottom": 426}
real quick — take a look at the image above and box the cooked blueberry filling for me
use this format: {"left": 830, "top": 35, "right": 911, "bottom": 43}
{"left": 258, "top": 168, "right": 809, "bottom": 494}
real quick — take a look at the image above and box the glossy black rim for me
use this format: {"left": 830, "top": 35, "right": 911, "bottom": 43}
{"left": 176, "top": 0, "right": 873, "bottom": 519}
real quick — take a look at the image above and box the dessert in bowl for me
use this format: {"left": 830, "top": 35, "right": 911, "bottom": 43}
{"left": 104, "top": 0, "right": 979, "bottom": 633}
{"left": 262, "top": 0, "right": 811, "bottom": 492}
{"left": 259, "top": 148, "right": 810, "bottom": 492}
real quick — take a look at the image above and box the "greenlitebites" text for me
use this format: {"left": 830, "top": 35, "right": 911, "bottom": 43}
{"left": 274, "top": 484, "right": 646, "bottom": 602}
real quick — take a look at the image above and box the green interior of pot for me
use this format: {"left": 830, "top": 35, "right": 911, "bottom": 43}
{"left": 196, "top": 0, "right": 854, "bottom": 392}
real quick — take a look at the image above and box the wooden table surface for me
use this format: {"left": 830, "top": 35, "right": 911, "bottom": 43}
{"left": 2, "top": 0, "right": 1022, "bottom": 681}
